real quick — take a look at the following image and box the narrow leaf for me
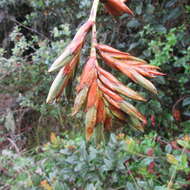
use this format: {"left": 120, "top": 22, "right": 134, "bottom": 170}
{"left": 77, "top": 57, "right": 96, "bottom": 92}
{"left": 109, "top": 104, "right": 127, "bottom": 121}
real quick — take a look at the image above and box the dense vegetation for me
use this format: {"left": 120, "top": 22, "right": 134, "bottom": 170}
{"left": 0, "top": 0, "right": 190, "bottom": 189}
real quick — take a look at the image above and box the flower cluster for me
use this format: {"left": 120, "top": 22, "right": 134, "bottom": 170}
{"left": 96, "top": 44, "right": 164, "bottom": 94}
{"left": 72, "top": 43, "right": 164, "bottom": 140}
{"left": 46, "top": 0, "right": 164, "bottom": 141}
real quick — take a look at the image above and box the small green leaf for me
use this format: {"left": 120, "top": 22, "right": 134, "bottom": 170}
{"left": 85, "top": 183, "right": 96, "bottom": 190}
{"left": 146, "top": 4, "right": 155, "bottom": 14}
{"left": 126, "top": 182, "right": 136, "bottom": 190}
{"left": 127, "top": 19, "right": 141, "bottom": 29}
{"left": 177, "top": 140, "right": 190, "bottom": 149}
{"left": 167, "top": 154, "right": 178, "bottom": 165}
{"left": 165, "top": 144, "right": 172, "bottom": 153}
{"left": 135, "top": 3, "right": 143, "bottom": 15}
{"left": 182, "top": 97, "right": 190, "bottom": 106}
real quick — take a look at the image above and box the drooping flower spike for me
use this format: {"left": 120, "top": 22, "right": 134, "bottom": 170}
{"left": 100, "top": 0, "right": 134, "bottom": 16}
{"left": 46, "top": 0, "right": 164, "bottom": 141}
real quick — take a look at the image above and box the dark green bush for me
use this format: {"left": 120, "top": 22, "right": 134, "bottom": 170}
{"left": 1, "top": 133, "right": 190, "bottom": 189}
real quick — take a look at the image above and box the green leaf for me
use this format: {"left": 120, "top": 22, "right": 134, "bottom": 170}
{"left": 141, "top": 157, "right": 154, "bottom": 166}
{"left": 165, "top": 144, "right": 172, "bottom": 153}
{"left": 5, "top": 108, "right": 16, "bottom": 133}
{"left": 164, "top": 7, "right": 182, "bottom": 22}
{"left": 182, "top": 97, "right": 190, "bottom": 106}
{"left": 54, "top": 182, "right": 69, "bottom": 190}
{"left": 128, "top": 42, "right": 141, "bottom": 51}
{"left": 165, "top": 0, "right": 178, "bottom": 8}
{"left": 103, "top": 158, "right": 113, "bottom": 170}
{"left": 85, "top": 183, "right": 96, "bottom": 190}
{"left": 155, "top": 186, "right": 167, "bottom": 190}
{"left": 135, "top": 3, "right": 143, "bottom": 15}
{"left": 166, "top": 154, "right": 178, "bottom": 165}
{"left": 153, "top": 25, "right": 167, "bottom": 33}
{"left": 146, "top": 4, "right": 155, "bottom": 14}
{"left": 126, "top": 182, "right": 136, "bottom": 190}
{"left": 89, "top": 147, "right": 98, "bottom": 161}
{"left": 127, "top": 19, "right": 141, "bottom": 29}
{"left": 177, "top": 140, "right": 190, "bottom": 149}
{"left": 181, "top": 120, "right": 190, "bottom": 127}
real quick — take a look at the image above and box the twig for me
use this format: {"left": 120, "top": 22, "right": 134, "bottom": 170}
{"left": 7, "top": 137, "right": 20, "bottom": 154}
{"left": 125, "top": 162, "right": 142, "bottom": 190}
{"left": 9, "top": 18, "right": 49, "bottom": 39}
{"left": 0, "top": 68, "right": 18, "bottom": 81}
{"left": 172, "top": 95, "right": 190, "bottom": 113}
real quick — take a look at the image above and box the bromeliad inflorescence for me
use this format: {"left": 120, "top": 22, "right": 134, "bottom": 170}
{"left": 46, "top": 0, "right": 164, "bottom": 141}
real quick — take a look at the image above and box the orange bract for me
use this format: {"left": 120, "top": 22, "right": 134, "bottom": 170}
{"left": 96, "top": 43, "right": 165, "bottom": 94}
{"left": 86, "top": 80, "right": 99, "bottom": 109}
{"left": 76, "top": 57, "right": 96, "bottom": 92}
{"left": 96, "top": 98, "right": 106, "bottom": 124}
{"left": 100, "top": 0, "right": 134, "bottom": 16}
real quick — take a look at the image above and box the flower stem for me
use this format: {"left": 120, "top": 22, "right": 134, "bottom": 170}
{"left": 89, "top": 0, "right": 99, "bottom": 57}
{"left": 89, "top": 0, "right": 100, "bottom": 22}
{"left": 91, "top": 22, "right": 97, "bottom": 57}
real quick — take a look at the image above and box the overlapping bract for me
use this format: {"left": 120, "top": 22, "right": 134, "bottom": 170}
{"left": 72, "top": 55, "right": 148, "bottom": 140}
{"left": 96, "top": 44, "right": 165, "bottom": 94}
{"left": 71, "top": 44, "right": 164, "bottom": 140}
{"left": 100, "top": 0, "right": 134, "bottom": 16}
{"left": 47, "top": 41, "right": 164, "bottom": 140}
{"left": 46, "top": 20, "right": 93, "bottom": 103}
{"left": 46, "top": 1, "right": 164, "bottom": 141}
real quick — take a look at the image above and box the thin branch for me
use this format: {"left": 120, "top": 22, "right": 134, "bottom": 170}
{"left": 7, "top": 137, "right": 20, "bottom": 154}
{"left": 9, "top": 18, "right": 49, "bottom": 39}
{"left": 0, "top": 67, "right": 18, "bottom": 81}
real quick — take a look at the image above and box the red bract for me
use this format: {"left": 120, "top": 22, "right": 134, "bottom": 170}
{"left": 150, "top": 115, "right": 156, "bottom": 127}
{"left": 73, "top": 54, "right": 147, "bottom": 140}
{"left": 148, "top": 161, "right": 155, "bottom": 174}
{"left": 100, "top": 0, "right": 134, "bottom": 16}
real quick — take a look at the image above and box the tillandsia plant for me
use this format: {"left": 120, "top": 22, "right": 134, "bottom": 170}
{"left": 46, "top": 0, "right": 164, "bottom": 141}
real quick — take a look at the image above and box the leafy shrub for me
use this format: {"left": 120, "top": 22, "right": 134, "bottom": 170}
{"left": 1, "top": 133, "right": 190, "bottom": 190}
{"left": 0, "top": 0, "right": 189, "bottom": 146}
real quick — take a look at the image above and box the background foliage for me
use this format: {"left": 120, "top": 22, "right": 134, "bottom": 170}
{"left": 0, "top": 0, "right": 190, "bottom": 189}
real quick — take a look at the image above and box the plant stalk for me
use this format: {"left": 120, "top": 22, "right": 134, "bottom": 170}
{"left": 89, "top": 0, "right": 99, "bottom": 57}
{"left": 89, "top": 0, "right": 100, "bottom": 22}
